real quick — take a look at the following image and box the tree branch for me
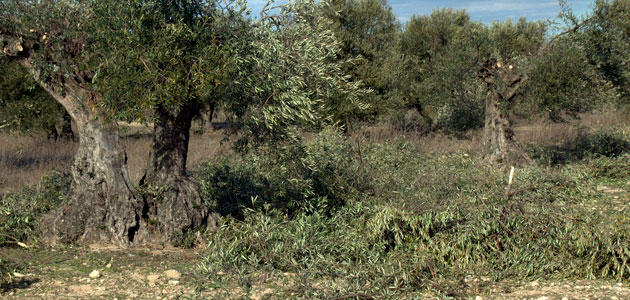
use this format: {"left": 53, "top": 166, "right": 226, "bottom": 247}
{"left": 541, "top": 15, "right": 595, "bottom": 52}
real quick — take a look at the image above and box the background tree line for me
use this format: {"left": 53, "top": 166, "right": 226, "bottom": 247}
{"left": 0, "top": 0, "right": 629, "bottom": 246}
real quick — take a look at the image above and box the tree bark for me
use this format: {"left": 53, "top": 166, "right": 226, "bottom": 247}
{"left": 35, "top": 78, "right": 147, "bottom": 246}
{"left": 479, "top": 59, "right": 532, "bottom": 165}
{"left": 2, "top": 39, "right": 147, "bottom": 246}
{"left": 140, "top": 101, "right": 216, "bottom": 246}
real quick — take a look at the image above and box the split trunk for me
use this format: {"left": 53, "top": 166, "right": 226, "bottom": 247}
{"left": 479, "top": 59, "right": 532, "bottom": 165}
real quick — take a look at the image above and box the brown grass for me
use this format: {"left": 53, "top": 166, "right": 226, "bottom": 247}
{"left": 354, "top": 109, "right": 629, "bottom": 154}
{"left": 1, "top": 109, "right": 627, "bottom": 192}
{"left": 0, "top": 133, "right": 76, "bottom": 192}
{"left": 0, "top": 126, "right": 232, "bottom": 193}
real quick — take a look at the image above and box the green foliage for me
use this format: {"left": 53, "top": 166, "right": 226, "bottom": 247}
{"left": 581, "top": 0, "right": 630, "bottom": 104}
{"left": 524, "top": 37, "right": 616, "bottom": 122}
{"left": 489, "top": 17, "right": 547, "bottom": 61}
{"left": 0, "top": 61, "right": 68, "bottom": 137}
{"left": 0, "top": 170, "right": 69, "bottom": 286}
{"left": 230, "top": 0, "right": 369, "bottom": 146}
{"left": 0, "top": 170, "right": 70, "bottom": 245}
{"left": 93, "top": 0, "right": 247, "bottom": 122}
{"left": 399, "top": 8, "right": 490, "bottom": 132}
{"left": 531, "top": 127, "right": 630, "bottom": 165}
{"left": 320, "top": 0, "right": 401, "bottom": 124}
{"left": 198, "top": 128, "right": 367, "bottom": 216}
{"left": 197, "top": 129, "right": 630, "bottom": 297}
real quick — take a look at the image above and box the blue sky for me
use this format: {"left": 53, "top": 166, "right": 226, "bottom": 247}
{"left": 246, "top": 0, "right": 594, "bottom": 24}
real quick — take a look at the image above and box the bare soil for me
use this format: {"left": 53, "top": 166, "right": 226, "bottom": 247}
{"left": 2, "top": 244, "right": 630, "bottom": 299}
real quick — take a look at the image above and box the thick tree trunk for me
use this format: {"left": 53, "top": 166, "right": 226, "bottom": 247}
{"left": 3, "top": 30, "right": 151, "bottom": 247}
{"left": 482, "top": 91, "right": 531, "bottom": 165}
{"left": 140, "top": 102, "right": 215, "bottom": 246}
{"left": 479, "top": 59, "right": 532, "bottom": 165}
{"left": 34, "top": 81, "right": 148, "bottom": 246}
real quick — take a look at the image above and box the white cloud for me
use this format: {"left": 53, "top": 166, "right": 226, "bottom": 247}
{"left": 462, "top": 0, "right": 558, "bottom": 13}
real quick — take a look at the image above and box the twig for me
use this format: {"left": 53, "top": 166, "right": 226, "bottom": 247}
{"left": 504, "top": 166, "right": 515, "bottom": 199}
{"left": 541, "top": 15, "right": 595, "bottom": 53}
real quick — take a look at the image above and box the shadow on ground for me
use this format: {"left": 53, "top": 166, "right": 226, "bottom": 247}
{"left": 1, "top": 278, "right": 41, "bottom": 294}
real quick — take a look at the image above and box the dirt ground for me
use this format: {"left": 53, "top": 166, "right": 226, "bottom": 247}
{"left": 2, "top": 245, "right": 630, "bottom": 300}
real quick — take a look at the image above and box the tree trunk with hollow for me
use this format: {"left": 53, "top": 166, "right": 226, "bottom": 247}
{"left": 2, "top": 38, "right": 147, "bottom": 246}
{"left": 32, "top": 75, "right": 147, "bottom": 246}
{"left": 479, "top": 59, "right": 532, "bottom": 165}
{"left": 140, "top": 101, "right": 216, "bottom": 246}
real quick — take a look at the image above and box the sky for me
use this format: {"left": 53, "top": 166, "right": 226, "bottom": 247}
{"left": 246, "top": 0, "right": 595, "bottom": 24}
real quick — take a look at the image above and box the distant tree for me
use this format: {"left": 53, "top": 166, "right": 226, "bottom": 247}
{"left": 0, "top": 60, "right": 73, "bottom": 139}
{"left": 320, "top": 0, "right": 399, "bottom": 128}
{"left": 399, "top": 8, "right": 490, "bottom": 132}
{"left": 400, "top": 7, "right": 612, "bottom": 164}
{"left": 477, "top": 18, "right": 547, "bottom": 164}
{"left": 1, "top": 0, "right": 148, "bottom": 245}
{"left": 479, "top": 16, "right": 614, "bottom": 165}
{"left": 580, "top": 0, "right": 630, "bottom": 104}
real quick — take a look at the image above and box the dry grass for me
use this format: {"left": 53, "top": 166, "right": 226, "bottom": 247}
{"left": 0, "top": 125, "right": 232, "bottom": 192}
{"left": 1, "top": 110, "right": 627, "bottom": 192}
{"left": 355, "top": 109, "right": 629, "bottom": 154}
{"left": 0, "top": 133, "right": 76, "bottom": 193}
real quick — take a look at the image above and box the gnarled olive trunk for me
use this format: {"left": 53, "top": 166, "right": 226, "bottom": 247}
{"left": 1, "top": 37, "right": 147, "bottom": 246}
{"left": 140, "top": 101, "right": 215, "bottom": 246}
{"left": 479, "top": 59, "right": 532, "bottom": 165}
{"left": 33, "top": 79, "right": 147, "bottom": 246}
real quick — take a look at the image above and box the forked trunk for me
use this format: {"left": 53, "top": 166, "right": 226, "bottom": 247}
{"left": 479, "top": 59, "right": 532, "bottom": 165}
{"left": 141, "top": 102, "right": 215, "bottom": 246}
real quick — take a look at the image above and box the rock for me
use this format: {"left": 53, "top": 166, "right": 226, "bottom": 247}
{"left": 530, "top": 281, "right": 540, "bottom": 287}
{"left": 611, "top": 296, "right": 619, "bottom": 300}
{"left": 561, "top": 297, "right": 568, "bottom": 300}
{"left": 106, "top": 263, "right": 112, "bottom": 268}
{"left": 168, "top": 280, "right": 179, "bottom": 285}
{"left": 89, "top": 270, "right": 101, "bottom": 279}
{"left": 475, "top": 296, "right": 483, "bottom": 300}
{"left": 535, "top": 297, "right": 549, "bottom": 300}
{"left": 164, "top": 269, "right": 181, "bottom": 279}
{"left": 147, "top": 274, "right": 160, "bottom": 282}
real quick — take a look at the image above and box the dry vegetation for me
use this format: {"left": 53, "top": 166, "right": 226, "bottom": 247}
{"left": 2, "top": 110, "right": 630, "bottom": 299}
{"left": 1, "top": 110, "right": 626, "bottom": 192}
{"left": 0, "top": 123, "right": 233, "bottom": 192}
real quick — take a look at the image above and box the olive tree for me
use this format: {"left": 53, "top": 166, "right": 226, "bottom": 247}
{"left": 479, "top": 15, "right": 614, "bottom": 165}
{"left": 1, "top": 0, "right": 148, "bottom": 245}
{"left": 477, "top": 18, "right": 547, "bottom": 164}
{"left": 319, "top": 0, "right": 398, "bottom": 127}
{"left": 89, "top": 0, "right": 252, "bottom": 245}
{"left": 581, "top": 0, "right": 630, "bottom": 104}
{"left": 399, "top": 9, "right": 490, "bottom": 132}
{"left": 1, "top": 0, "right": 365, "bottom": 246}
